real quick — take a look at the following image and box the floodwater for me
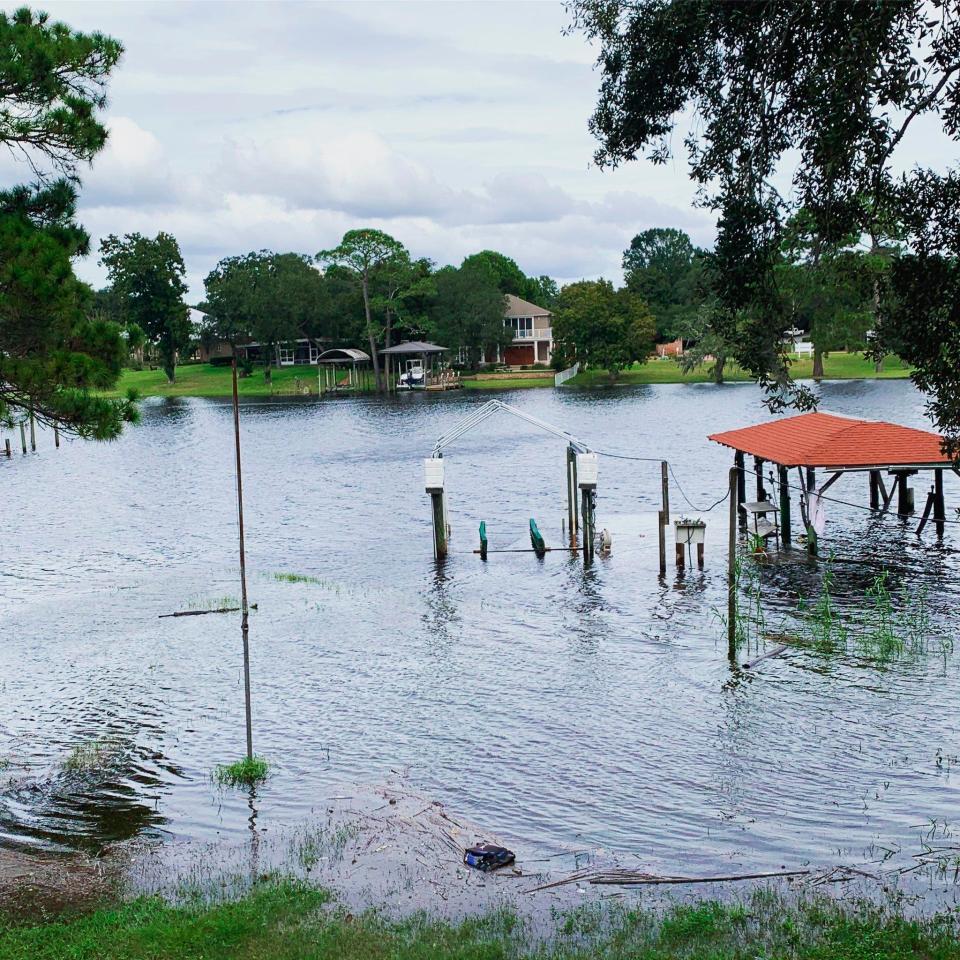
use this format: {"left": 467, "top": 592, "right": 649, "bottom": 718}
{"left": 1, "top": 379, "right": 959, "bottom": 884}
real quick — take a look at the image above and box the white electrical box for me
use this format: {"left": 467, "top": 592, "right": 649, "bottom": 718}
{"left": 576, "top": 452, "right": 598, "bottom": 488}
{"left": 424, "top": 457, "right": 445, "bottom": 491}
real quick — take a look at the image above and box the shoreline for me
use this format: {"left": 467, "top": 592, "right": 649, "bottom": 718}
{"left": 103, "top": 352, "right": 912, "bottom": 400}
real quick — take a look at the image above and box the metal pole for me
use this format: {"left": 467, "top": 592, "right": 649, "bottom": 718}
{"left": 727, "top": 466, "right": 738, "bottom": 661}
{"left": 231, "top": 358, "right": 254, "bottom": 762}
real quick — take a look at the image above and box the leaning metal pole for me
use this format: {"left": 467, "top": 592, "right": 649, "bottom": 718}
{"left": 232, "top": 357, "right": 254, "bottom": 761}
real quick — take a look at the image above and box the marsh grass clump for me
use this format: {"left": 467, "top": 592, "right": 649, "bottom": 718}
{"left": 62, "top": 739, "right": 121, "bottom": 774}
{"left": 272, "top": 572, "right": 322, "bottom": 585}
{"left": 213, "top": 756, "right": 270, "bottom": 788}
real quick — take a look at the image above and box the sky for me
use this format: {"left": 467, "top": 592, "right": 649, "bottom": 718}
{"left": 4, "top": 0, "right": 716, "bottom": 304}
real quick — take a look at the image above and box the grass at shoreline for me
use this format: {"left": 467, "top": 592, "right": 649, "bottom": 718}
{"left": 3, "top": 879, "right": 960, "bottom": 960}
{"left": 568, "top": 351, "right": 913, "bottom": 387}
{"left": 104, "top": 351, "right": 911, "bottom": 399}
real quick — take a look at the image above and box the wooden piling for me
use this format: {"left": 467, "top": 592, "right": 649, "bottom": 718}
{"left": 934, "top": 469, "right": 946, "bottom": 538}
{"left": 869, "top": 470, "right": 881, "bottom": 510}
{"left": 805, "top": 467, "right": 818, "bottom": 556}
{"left": 778, "top": 465, "right": 791, "bottom": 547}
{"left": 755, "top": 457, "right": 766, "bottom": 500}
{"left": 675, "top": 542, "right": 685, "bottom": 569}
{"left": 581, "top": 489, "right": 594, "bottom": 562}
{"left": 29, "top": 410, "right": 35, "bottom": 451}
{"left": 658, "top": 509, "right": 666, "bottom": 575}
{"left": 54, "top": 427, "right": 59, "bottom": 449}
{"left": 3, "top": 438, "right": 9, "bottom": 457}
{"left": 734, "top": 451, "right": 746, "bottom": 527}
{"left": 19, "top": 421, "right": 26, "bottom": 454}
{"left": 571, "top": 453, "right": 579, "bottom": 533}
{"left": 566, "top": 447, "right": 575, "bottom": 535}
{"left": 727, "top": 466, "right": 738, "bottom": 661}
{"left": 916, "top": 488, "right": 936, "bottom": 536}
{"left": 894, "top": 470, "right": 916, "bottom": 516}
{"left": 661, "top": 461, "right": 670, "bottom": 526}
{"left": 431, "top": 492, "right": 447, "bottom": 559}
{"left": 479, "top": 521, "right": 488, "bottom": 560}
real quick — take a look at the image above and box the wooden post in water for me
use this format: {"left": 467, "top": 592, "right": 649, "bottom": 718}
{"left": 54, "top": 427, "right": 59, "bottom": 449}
{"left": 660, "top": 461, "right": 670, "bottom": 526}
{"left": 424, "top": 457, "right": 447, "bottom": 560}
{"left": 869, "top": 470, "right": 881, "bottom": 510}
{"left": 658, "top": 509, "right": 666, "bottom": 575}
{"left": 754, "top": 457, "right": 766, "bottom": 500}
{"left": 3, "top": 438, "right": 10, "bottom": 457}
{"left": 566, "top": 446, "right": 575, "bottom": 536}
{"left": 231, "top": 357, "right": 254, "bottom": 763}
{"left": 571, "top": 452, "right": 579, "bottom": 533}
{"left": 934, "top": 469, "right": 946, "bottom": 538}
{"left": 19, "top": 421, "right": 26, "bottom": 454}
{"left": 727, "top": 466, "right": 738, "bottom": 661}
{"left": 28, "top": 410, "right": 35, "bottom": 451}
{"left": 734, "top": 451, "right": 746, "bottom": 528}
{"left": 778, "top": 465, "right": 791, "bottom": 547}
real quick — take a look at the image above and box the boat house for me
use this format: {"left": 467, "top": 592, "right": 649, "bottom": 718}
{"left": 709, "top": 411, "right": 955, "bottom": 551}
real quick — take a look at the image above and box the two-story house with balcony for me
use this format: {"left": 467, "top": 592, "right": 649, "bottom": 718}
{"left": 500, "top": 294, "right": 553, "bottom": 366}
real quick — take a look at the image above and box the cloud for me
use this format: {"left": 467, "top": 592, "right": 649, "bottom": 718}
{"left": 82, "top": 117, "right": 205, "bottom": 209}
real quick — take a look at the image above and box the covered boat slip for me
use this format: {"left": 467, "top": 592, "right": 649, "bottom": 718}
{"left": 379, "top": 341, "right": 462, "bottom": 391}
{"left": 709, "top": 411, "right": 955, "bottom": 552}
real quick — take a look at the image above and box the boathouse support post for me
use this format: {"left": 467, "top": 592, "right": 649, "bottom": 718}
{"left": 893, "top": 470, "right": 916, "bottom": 516}
{"left": 869, "top": 470, "right": 881, "bottom": 509}
{"left": 424, "top": 458, "right": 447, "bottom": 560}
{"left": 734, "top": 451, "right": 746, "bottom": 527}
{"left": 778, "top": 464, "right": 791, "bottom": 547}
{"left": 804, "top": 467, "right": 818, "bottom": 557}
{"left": 727, "top": 466, "right": 738, "bottom": 661}
{"left": 566, "top": 446, "right": 576, "bottom": 536}
{"left": 571, "top": 451, "right": 579, "bottom": 534}
{"left": 934, "top": 469, "right": 946, "bottom": 538}
{"left": 755, "top": 457, "right": 766, "bottom": 500}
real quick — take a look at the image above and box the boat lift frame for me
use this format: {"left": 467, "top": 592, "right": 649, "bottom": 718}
{"left": 425, "top": 400, "right": 598, "bottom": 561}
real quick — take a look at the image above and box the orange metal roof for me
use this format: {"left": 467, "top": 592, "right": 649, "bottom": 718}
{"left": 708, "top": 411, "right": 950, "bottom": 470}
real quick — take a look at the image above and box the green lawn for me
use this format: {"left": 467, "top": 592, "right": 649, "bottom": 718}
{"left": 2, "top": 880, "right": 959, "bottom": 960}
{"left": 105, "top": 352, "right": 910, "bottom": 400}
{"left": 568, "top": 352, "right": 912, "bottom": 387}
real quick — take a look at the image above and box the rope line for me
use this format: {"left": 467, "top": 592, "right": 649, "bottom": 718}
{"left": 593, "top": 449, "right": 960, "bottom": 525}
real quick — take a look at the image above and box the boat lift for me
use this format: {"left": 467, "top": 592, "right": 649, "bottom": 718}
{"left": 424, "top": 400, "right": 600, "bottom": 562}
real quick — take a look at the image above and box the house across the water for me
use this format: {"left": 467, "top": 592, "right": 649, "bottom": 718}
{"left": 500, "top": 294, "right": 553, "bottom": 366}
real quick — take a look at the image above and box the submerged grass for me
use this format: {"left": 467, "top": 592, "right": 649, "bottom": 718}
{"left": 212, "top": 756, "right": 270, "bottom": 788}
{"left": 3, "top": 880, "right": 960, "bottom": 959}
{"left": 273, "top": 572, "right": 323, "bottom": 585}
{"left": 61, "top": 740, "right": 121, "bottom": 774}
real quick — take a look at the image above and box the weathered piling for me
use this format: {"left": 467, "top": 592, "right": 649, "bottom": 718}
{"left": 29, "top": 410, "right": 35, "bottom": 451}
{"left": 424, "top": 457, "right": 447, "bottom": 560}
{"left": 19, "top": 421, "right": 26, "bottom": 454}
{"left": 577, "top": 452, "right": 598, "bottom": 563}
{"left": 3, "top": 438, "right": 10, "bottom": 457}
{"left": 658, "top": 509, "right": 666, "bottom": 575}
{"left": 727, "top": 466, "right": 738, "bottom": 661}
{"left": 778, "top": 465, "right": 791, "bottom": 547}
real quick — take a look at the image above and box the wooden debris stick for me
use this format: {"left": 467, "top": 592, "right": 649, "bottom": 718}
{"left": 741, "top": 644, "right": 790, "bottom": 670}
{"left": 588, "top": 868, "right": 810, "bottom": 886}
{"left": 158, "top": 606, "right": 241, "bottom": 618}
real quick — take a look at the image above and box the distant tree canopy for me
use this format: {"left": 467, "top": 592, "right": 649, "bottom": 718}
{"left": 460, "top": 250, "right": 558, "bottom": 306}
{"left": 0, "top": 7, "right": 134, "bottom": 439}
{"left": 570, "top": 0, "right": 960, "bottom": 453}
{"left": 623, "top": 228, "right": 706, "bottom": 340}
{"left": 100, "top": 232, "right": 190, "bottom": 383}
{"left": 427, "top": 262, "right": 511, "bottom": 367}
{"left": 552, "top": 279, "right": 656, "bottom": 379}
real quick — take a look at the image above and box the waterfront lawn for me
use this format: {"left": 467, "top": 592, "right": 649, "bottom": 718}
{"left": 101, "top": 365, "right": 332, "bottom": 398}
{"left": 568, "top": 351, "right": 913, "bottom": 387}
{"left": 3, "top": 880, "right": 960, "bottom": 960}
